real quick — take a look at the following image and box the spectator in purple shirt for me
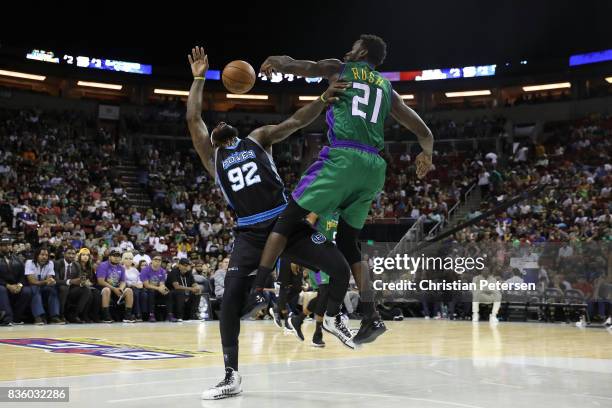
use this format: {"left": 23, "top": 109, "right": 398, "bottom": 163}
{"left": 141, "top": 252, "right": 174, "bottom": 322}
{"left": 95, "top": 249, "right": 135, "bottom": 323}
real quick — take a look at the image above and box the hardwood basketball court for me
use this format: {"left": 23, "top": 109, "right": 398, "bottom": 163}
{"left": 1, "top": 320, "right": 611, "bottom": 407}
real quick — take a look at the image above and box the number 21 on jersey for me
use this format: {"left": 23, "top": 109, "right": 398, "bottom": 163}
{"left": 351, "top": 82, "right": 383, "bottom": 124}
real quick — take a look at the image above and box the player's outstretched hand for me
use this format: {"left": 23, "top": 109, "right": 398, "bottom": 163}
{"left": 322, "top": 81, "right": 349, "bottom": 104}
{"left": 188, "top": 46, "right": 209, "bottom": 78}
{"left": 415, "top": 152, "right": 433, "bottom": 179}
{"left": 259, "top": 57, "right": 276, "bottom": 78}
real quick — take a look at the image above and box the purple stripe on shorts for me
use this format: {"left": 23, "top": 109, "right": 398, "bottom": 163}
{"left": 331, "top": 139, "right": 380, "bottom": 154}
{"left": 325, "top": 106, "right": 336, "bottom": 143}
{"left": 292, "top": 146, "right": 330, "bottom": 200}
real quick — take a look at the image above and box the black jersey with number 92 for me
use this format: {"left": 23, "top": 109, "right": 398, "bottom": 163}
{"left": 214, "top": 136, "right": 287, "bottom": 230}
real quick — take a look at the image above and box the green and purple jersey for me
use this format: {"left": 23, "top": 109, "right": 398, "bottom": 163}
{"left": 326, "top": 61, "right": 392, "bottom": 152}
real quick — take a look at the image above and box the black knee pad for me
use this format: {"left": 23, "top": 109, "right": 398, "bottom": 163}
{"left": 272, "top": 200, "right": 310, "bottom": 237}
{"left": 336, "top": 218, "right": 361, "bottom": 265}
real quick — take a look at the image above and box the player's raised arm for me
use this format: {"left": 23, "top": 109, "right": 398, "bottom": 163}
{"left": 390, "top": 90, "right": 435, "bottom": 179}
{"left": 186, "top": 46, "right": 215, "bottom": 177}
{"left": 260, "top": 56, "right": 343, "bottom": 79}
{"left": 250, "top": 81, "right": 349, "bottom": 150}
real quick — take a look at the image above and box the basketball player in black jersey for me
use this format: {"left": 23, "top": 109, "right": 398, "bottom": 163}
{"left": 187, "top": 46, "right": 356, "bottom": 400}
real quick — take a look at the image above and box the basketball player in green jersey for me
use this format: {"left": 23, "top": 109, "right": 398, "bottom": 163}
{"left": 254, "top": 34, "right": 434, "bottom": 345}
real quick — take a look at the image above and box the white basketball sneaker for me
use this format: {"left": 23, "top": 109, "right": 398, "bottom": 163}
{"left": 201, "top": 367, "right": 242, "bottom": 400}
{"left": 323, "top": 313, "right": 356, "bottom": 349}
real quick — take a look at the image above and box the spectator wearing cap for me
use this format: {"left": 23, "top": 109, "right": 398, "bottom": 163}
{"left": 25, "top": 247, "right": 64, "bottom": 325}
{"left": 166, "top": 258, "right": 201, "bottom": 321}
{"left": 122, "top": 251, "right": 145, "bottom": 321}
{"left": 141, "top": 253, "right": 174, "bottom": 322}
{"left": 95, "top": 250, "right": 135, "bottom": 323}
{"left": 0, "top": 236, "right": 31, "bottom": 326}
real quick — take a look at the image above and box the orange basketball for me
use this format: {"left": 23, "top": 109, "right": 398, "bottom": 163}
{"left": 222, "top": 60, "right": 256, "bottom": 94}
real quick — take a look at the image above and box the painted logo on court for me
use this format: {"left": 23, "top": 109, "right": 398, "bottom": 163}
{"left": 0, "top": 338, "right": 212, "bottom": 360}
{"left": 311, "top": 232, "right": 327, "bottom": 244}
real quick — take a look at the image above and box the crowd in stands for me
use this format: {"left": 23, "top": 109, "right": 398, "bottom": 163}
{"left": 452, "top": 116, "right": 611, "bottom": 244}
{"left": 0, "top": 104, "right": 609, "bottom": 326}
{"left": 406, "top": 116, "right": 611, "bottom": 323}
{"left": 509, "top": 91, "right": 572, "bottom": 106}
{"left": 386, "top": 116, "right": 507, "bottom": 141}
